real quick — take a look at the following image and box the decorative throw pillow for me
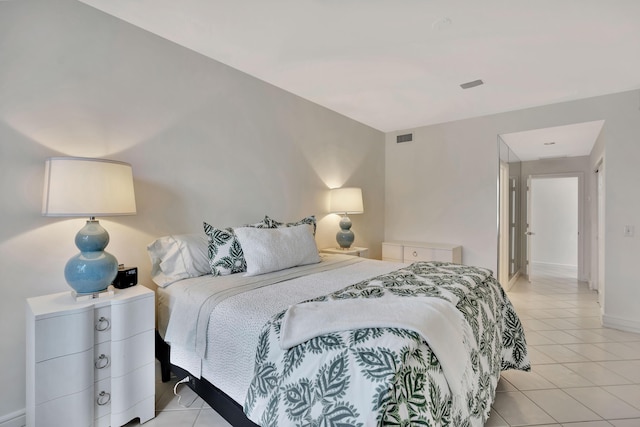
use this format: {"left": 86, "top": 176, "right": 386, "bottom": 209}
{"left": 253, "top": 217, "right": 274, "bottom": 229}
{"left": 265, "top": 215, "right": 317, "bottom": 235}
{"left": 203, "top": 218, "right": 271, "bottom": 276}
{"left": 234, "top": 224, "right": 320, "bottom": 276}
{"left": 147, "top": 234, "right": 210, "bottom": 287}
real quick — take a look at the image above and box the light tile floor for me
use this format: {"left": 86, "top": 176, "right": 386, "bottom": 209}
{"left": 136, "top": 264, "right": 640, "bottom": 426}
{"left": 487, "top": 264, "right": 640, "bottom": 427}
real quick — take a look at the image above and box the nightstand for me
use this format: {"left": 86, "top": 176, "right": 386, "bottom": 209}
{"left": 321, "top": 247, "right": 369, "bottom": 258}
{"left": 26, "top": 285, "right": 155, "bottom": 427}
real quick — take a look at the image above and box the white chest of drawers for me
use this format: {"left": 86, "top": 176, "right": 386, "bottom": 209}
{"left": 382, "top": 241, "right": 462, "bottom": 264}
{"left": 26, "top": 285, "right": 155, "bottom": 427}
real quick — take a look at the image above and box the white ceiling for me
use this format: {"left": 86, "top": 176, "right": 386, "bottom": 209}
{"left": 78, "top": 0, "right": 639, "bottom": 162}
{"left": 500, "top": 120, "right": 604, "bottom": 162}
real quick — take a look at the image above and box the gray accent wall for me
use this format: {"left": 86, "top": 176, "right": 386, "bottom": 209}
{"left": 0, "top": 1, "right": 384, "bottom": 421}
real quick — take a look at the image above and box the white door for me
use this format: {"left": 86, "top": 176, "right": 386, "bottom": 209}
{"left": 526, "top": 175, "right": 580, "bottom": 282}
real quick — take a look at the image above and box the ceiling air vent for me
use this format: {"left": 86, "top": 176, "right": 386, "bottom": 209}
{"left": 396, "top": 133, "right": 413, "bottom": 143}
{"left": 460, "top": 79, "right": 484, "bottom": 89}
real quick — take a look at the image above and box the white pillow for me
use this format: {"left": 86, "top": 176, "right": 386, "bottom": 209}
{"left": 147, "top": 234, "right": 210, "bottom": 287}
{"left": 234, "top": 224, "right": 321, "bottom": 276}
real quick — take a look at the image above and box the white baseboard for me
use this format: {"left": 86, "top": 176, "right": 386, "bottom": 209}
{"left": 602, "top": 313, "right": 640, "bottom": 334}
{"left": 531, "top": 261, "right": 578, "bottom": 269}
{"left": 0, "top": 409, "right": 25, "bottom": 427}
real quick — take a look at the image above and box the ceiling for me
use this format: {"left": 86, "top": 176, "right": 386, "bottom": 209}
{"left": 79, "top": 1, "right": 640, "bottom": 152}
{"left": 501, "top": 120, "right": 604, "bottom": 162}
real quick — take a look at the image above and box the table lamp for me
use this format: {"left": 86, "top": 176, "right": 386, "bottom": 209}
{"left": 329, "top": 187, "right": 364, "bottom": 249}
{"left": 42, "top": 157, "right": 136, "bottom": 295}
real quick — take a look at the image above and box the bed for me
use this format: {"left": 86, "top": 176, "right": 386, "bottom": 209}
{"left": 150, "top": 220, "right": 529, "bottom": 427}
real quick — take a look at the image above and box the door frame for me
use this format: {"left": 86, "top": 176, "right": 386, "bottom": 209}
{"left": 525, "top": 175, "right": 532, "bottom": 280}
{"left": 593, "top": 158, "right": 605, "bottom": 309}
{"left": 524, "top": 172, "right": 585, "bottom": 281}
{"left": 498, "top": 161, "right": 510, "bottom": 287}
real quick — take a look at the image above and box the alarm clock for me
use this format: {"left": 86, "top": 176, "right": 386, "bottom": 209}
{"left": 113, "top": 266, "right": 138, "bottom": 289}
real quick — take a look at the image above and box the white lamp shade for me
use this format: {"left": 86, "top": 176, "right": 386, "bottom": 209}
{"left": 42, "top": 157, "right": 137, "bottom": 217}
{"left": 329, "top": 187, "right": 364, "bottom": 214}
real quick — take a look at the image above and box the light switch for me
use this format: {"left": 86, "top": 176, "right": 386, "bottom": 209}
{"left": 624, "top": 225, "right": 635, "bottom": 237}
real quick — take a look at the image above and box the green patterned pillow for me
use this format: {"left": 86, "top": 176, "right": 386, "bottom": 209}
{"left": 265, "top": 215, "right": 317, "bottom": 235}
{"left": 203, "top": 218, "right": 271, "bottom": 276}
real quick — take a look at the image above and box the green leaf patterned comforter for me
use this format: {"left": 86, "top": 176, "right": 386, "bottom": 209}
{"left": 244, "top": 262, "right": 530, "bottom": 426}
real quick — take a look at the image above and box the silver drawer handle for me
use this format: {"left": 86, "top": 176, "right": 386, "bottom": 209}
{"left": 95, "top": 316, "right": 110, "bottom": 331}
{"left": 412, "top": 251, "right": 418, "bottom": 257}
{"left": 95, "top": 354, "right": 110, "bottom": 369}
{"left": 97, "top": 391, "right": 111, "bottom": 406}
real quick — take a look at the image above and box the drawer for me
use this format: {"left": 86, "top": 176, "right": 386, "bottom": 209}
{"left": 111, "top": 362, "right": 155, "bottom": 411}
{"left": 404, "top": 246, "right": 438, "bottom": 262}
{"left": 35, "top": 310, "right": 93, "bottom": 362}
{"left": 35, "top": 349, "right": 93, "bottom": 404}
{"left": 94, "top": 341, "right": 112, "bottom": 382}
{"left": 94, "top": 377, "right": 112, "bottom": 420}
{"left": 432, "top": 249, "right": 455, "bottom": 262}
{"left": 95, "top": 363, "right": 155, "bottom": 426}
{"left": 35, "top": 386, "right": 93, "bottom": 426}
{"left": 111, "top": 329, "right": 154, "bottom": 377}
{"left": 382, "top": 243, "right": 403, "bottom": 262}
{"left": 353, "top": 248, "right": 369, "bottom": 258}
{"left": 111, "top": 395, "right": 155, "bottom": 426}
{"left": 95, "top": 413, "right": 110, "bottom": 427}
{"left": 110, "top": 295, "right": 154, "bottom": 341}
{"left": 94, "top": 305, "right": 112, "bottom": 344}
{"left": 404, "top": 246, "right": 458, "bottom": 263}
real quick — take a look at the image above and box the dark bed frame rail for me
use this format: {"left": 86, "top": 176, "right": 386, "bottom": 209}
{"left": 155, "top": 331, "right": 259, "bottom": 427}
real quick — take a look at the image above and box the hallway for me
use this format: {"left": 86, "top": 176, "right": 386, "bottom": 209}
{"left": 488, "top": 265, "right": 640, "bottom": 426}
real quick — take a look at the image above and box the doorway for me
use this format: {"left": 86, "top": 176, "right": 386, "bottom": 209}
{"left": 526, "top": 175, "right": 580, "bottom": 281}
{"left": 497, "top": 121, "right": 602, "bottom": 287}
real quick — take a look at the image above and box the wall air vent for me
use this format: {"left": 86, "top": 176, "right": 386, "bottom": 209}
{"left": 460, "top": 79, "right": 484, "bottom": 89}
{"left": 396, "top": 133, "right": 413, "bottom": 143}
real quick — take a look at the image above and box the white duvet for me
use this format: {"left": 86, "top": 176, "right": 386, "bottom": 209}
{"left": 158, "top": 254, "right": 406, "bottom": 403}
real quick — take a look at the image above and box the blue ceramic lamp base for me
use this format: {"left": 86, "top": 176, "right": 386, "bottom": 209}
{"left": 65, "top": 219, "right": 118, "bottom": 295}
{"left": 336, "top": 215, "right": 355, "bottom": 249}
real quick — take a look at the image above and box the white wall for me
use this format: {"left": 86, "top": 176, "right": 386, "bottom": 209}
{"left": 594, "top": 102, "right": 640, "bottom": 332}
{"left": 385, "top": 118, "right": 499, "bottom": 270}
{"left": 0, "top": 1, "right": 385, "bottom": 421}
{"left": 386, "top": 89, "right": 640, "bottom": 334}
{"left": 530, "top": 177, "right": 578, "bottom": 267}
